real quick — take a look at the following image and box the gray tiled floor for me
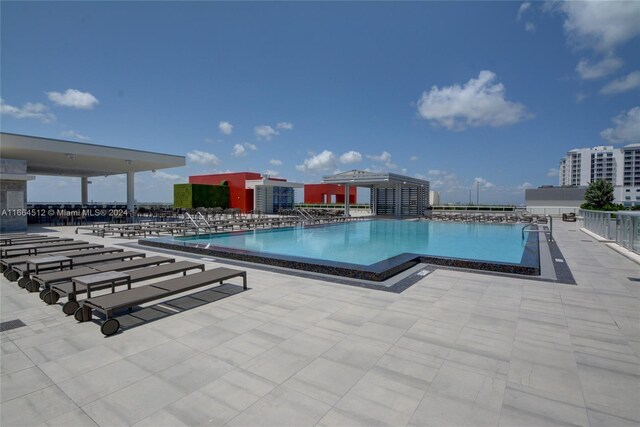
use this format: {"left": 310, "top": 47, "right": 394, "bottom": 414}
{"left": 1, "top": 222, "right": 639, "bottom": 426}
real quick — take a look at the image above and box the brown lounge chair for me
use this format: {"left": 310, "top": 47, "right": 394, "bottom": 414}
{"left": 47, "top": 260, "right": 204, "bottom": 314}
{"left": 31, "top": 256, "right": 175, "bottom": 301}
{"left": 78, "top": 267, "right": 247, "bottom": 336}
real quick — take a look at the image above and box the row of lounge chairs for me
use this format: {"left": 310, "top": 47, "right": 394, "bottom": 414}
{"left": 426, "top": 213, "right": 549, "bottom": 224}
{"left": 0, "top": 233, "right": 248, "bottom": 336}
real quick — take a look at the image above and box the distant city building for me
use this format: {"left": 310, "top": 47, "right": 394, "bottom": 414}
{"left": 558, "top": 144, "right": 640, "bottom": 207}
{"left": 429, "top": 190, "right": 440, "bottom": 206}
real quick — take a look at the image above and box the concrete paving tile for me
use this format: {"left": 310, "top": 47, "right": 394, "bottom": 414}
{"left": 207, "top": 329, "right": 284, "bottom": 366}
{"left": 278, "top": 326, "right": 345, "bottom": 358}
{"left": 126, "top": 340, "right": 195, "bottom": 373}
{"left": 0, "top": 348, "right": 35, "bottom": 375}
{"left": 242, "top": 346, "right": 314, "bottom": 384}
{"left": 322, "top": 334, "right": 391, "bottom": 370}
{"left": 587, "top": 409, "right": 640, "bottom": 427}
{"left": 57, "top": 358, "right": 153, "bottom": 406}
{"left": 215, "top": 311, "right": 277, "bottom": 335}
{"left": 226, "top": 385, "right": 331, "bottom": 427}
{"left": 409, "top": 392, "right": 502, "bottom": 427}
{"left": 369, "top": 310, "right": 419, "bottom": 329}
{"left": 132, "top": 409, "right": 189, "bottom": 427}
{"left": 1, "top": 366, "right": 54, "bottom": 403}
{"left": 577, "top": 361, "right": 640, "bottom": 422}
{"left": 157, "top": 353, "right": 234, "bottom": 395}
{"left": 285, "top": 357, "right": 367, "bottom": 405}
{"left": 175, "top": 325, "right": 238, "bottom": 352}
{"left": 37, "top": 408, "right": 98, "bottom": 427}
{"left": 445, "top": 348, "right": 510, "bottom": 380}
{"left": 353, "top": 321, "right": 407, "bottom": 345}
{"left": 0, "top": 385, "right": 78, "bottom": 426}
{"left": 499, "top": 382, "right": 589, "bottom": 427}
{"left": 38, "top": 346, "right": 123, "bottom": 384}
{"left": 81, "top": 375, "right": 186, "bottom": 426}
{"left": 395, "top": 335, "right": 451, "bottom": 359}
{"left": 508, "top": 359, "right": 585, "bottom": 406}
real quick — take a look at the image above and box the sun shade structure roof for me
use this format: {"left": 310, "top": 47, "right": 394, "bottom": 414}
{"left": 0, "top": 132, "right": 185, "bottom": 177}
{"left": 322, "top": 170, "right": 429, "bottom": 187}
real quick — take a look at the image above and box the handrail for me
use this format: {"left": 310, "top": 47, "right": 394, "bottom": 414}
{"left": 184, "top": 212, "right": 200, "bottom": 237}
{"left": 195, "top": 212, "right": 213, "bottom": 232}
{"left": 521, "top": 223, "right": 532, "bottom": 240}
{"left": 522, "top": 216, "right": 553, "bottom": 242}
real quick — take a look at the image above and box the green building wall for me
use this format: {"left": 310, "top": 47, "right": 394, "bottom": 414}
{"left": 173, "top": 183, "right": 230, "bottom": 209}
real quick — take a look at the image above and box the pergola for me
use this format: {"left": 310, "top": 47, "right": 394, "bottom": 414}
{"left": 322, "top": 170, "right": 430, "bottom": 217}
{"left": 0, "top": 132, "right": 185, "bottom": 211}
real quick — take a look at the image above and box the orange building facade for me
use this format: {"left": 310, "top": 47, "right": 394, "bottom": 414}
{"left": 304, "top": 183, "right": 357, "bottom": 204}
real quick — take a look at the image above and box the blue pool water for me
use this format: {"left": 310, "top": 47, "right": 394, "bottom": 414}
{"left": 180, "top": 220, "right": 528, "bottom": 266}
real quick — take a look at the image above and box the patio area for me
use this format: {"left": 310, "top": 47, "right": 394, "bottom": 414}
{"left": 1, "top": 221, "right": 639, "bottom": 426}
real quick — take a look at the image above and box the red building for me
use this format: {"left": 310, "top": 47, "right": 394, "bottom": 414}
{"left": 189, "top": 172, "right": 301, "bottom": 213}
{"left": 304, "top": 184, "right": 356, "bottom": 204}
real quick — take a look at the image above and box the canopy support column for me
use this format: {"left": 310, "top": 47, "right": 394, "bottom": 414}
{"left": 126, "top": 171, "right": 135, "bottom": 213}
{"left": 81, "top": 177, "right": 88, "bottom": 205}
{"left": 344, "top": 184, "right": 350, "bottom": 218}
{"left": 395, "top": 183, "right": 402, "bottom": 218}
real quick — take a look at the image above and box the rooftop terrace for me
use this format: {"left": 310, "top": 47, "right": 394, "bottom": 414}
{"left": 1, "top": 221, "right": 639, "bottom": 426}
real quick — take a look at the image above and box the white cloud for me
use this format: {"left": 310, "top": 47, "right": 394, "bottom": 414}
{"left": 401, "top": 168, "right": 408, "bottom": 174}
{"left": 186, "top": 150, "right": 220, "bottom": 166}
{"left": 555, "top": 1, "right": 640, "bottom": 53}
{"left": 474, "top": 177, "right": 495, "bottom": 189}
{"left": 339, "top": 150, "right": 363, "bottom": 164}
{"left": 417, "top": 70, "right": 531, "bottom": 130}
{"left": 517, "top": 2, "right": 531, "bottom": 21}
{"left": 575, "top": 92, "right": 588, "bottom": 103}
{"left": 424, "top": 170, "right": 463, "bottom": 192}
{"left": 276, "top": 122, "right": 293, "bottom": 130}
{"left": 269, "top": 159, "right": 283, "bottom": 166}
{"left": 410, "top": 155, "right": 418, "bottom": 161}
{"left": 525, "top": 22, "right": 536, "bottom": 32}
{"left": 264, "top": 169, "right": 280, "bottom": 177}
{"left": 60, "top": 130, "right": 90, "bottom": 141}
{"left": 366, "top": 151, "right": 396, "bottom": 168}
{"left": 0, "top": 98, "right": 55, "bottom": 123}
{"left": 46, "top": 89, "right": 98, "bottom": 109}
{"left": 415, "top": 173, "right": 427, "bottom": 180}
{"left": 218, "top": 121, "right": 233, "bottom": 135}
{"left": 600, "top": 71, "right": 640, "bottom": 95}
{"left": 153, "top": 171, "right": 182, "bottom": 181}
{"left": 575, "top": 56, "right": 623, "bottom": 80}
{"left": 547, "top": 168, "right": 559, "bottom": 177}
{"left": 517, "top": 182, "right": 534, "bottom": 191}
{"left": 254, "top": 125, "right": 278, "bottom": 140}
{"left": 600, "top": 107, "right": 640, "bottom": 144}
{"left": 244, "top": 142, "right": 257, "bottom": 150}
{"left": 231, "top": 144, "right": 246, "bottom": 157}
{"left": 204, "top": 137, "right": 223, "bottom": 144}
{"left": 296, "top": 150, "right": 336, "bottom": 173}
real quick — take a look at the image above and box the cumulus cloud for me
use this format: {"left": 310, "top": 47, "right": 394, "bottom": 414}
{"left": 575, "top": 56, "right": 623, "bottom": 80}
{"left": 218, "top": 121, "right": 233, "bottom": 135}
{"left": 417, "top": 70, "right": 531, "bottom": 130}
{"left": 517, "top": 2, "right": 531, "bottom": 21}
{"left": 517, "top": 182, "right": 534, "bottom": 191}
{"left": 231, "top": 144, "right": 246, "bottom": 157}
{"left": 554, "top": 1, "right": 640, "bottom": 53}
{"left": 60, "top": 130, "right": 90, "bottom": 141}
{"left": 264, "top": 169, "right": 280, "bottom": 177}
{"left": 425, "top": 170, "right": 463, "bottom": 192}
{"left": 366, "top": 151, "right": 396, "bottom": 168}
{"left": 547, "top": 168, "right": 559, "bottom": 177}
{"left": 339, "top": 150, "right": 363, "bottom": 164}
{"left": 296, "top": 150, "right": 336, "bottom": 173}
{"left": 575, "top": 92, "right": 588, "bottom": 103}
{"left": 254, "top": 125, "right": 278, "bottom": 140}
{"left": 600, "top": 71, "right": 640, "bottom": 95}
{"left": 600, "top": 107, "right": 640, "bottom": 144}
{"left": 0, "top": 98, "right": 55, "bottom": 123}
{"left": 276, "top": 122, "right": 293, "bottom": 130}
{"left": 410, "top": 155, "right": 418, "bottom": 161}
{"left": 474, "top": 177, "right": 495, "bottom": 189}
{"left": 153, "top": 171, "right": 182, "bottom": 181}
{"left": 525, "top": 23, "right": 536, "bottom": 32}
{"left": 244, "top": 142, "right": 257, "bottom": 151}
{"left": 186, "top": 150, "right": 220, "bottom": 166}
{"left": 269, "top": 159, "right": 283, "bottom": 166}
{"left": 46, "top": 89, "right": 98, "bottom": 109}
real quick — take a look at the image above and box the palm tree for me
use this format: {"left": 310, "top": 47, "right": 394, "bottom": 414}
{"left": 584, "top": 179, "right": 614, "bottom": 209}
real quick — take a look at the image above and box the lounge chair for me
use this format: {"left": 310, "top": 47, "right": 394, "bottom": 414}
{"left": 1, "top": 244, "right": 104, "bottom": 278}
{"left": 562, "top": 213, "right": 577, "bottom": 222}
{"left": 78, "top": 267, "right": 247, "bottom": 336}
{"left": 31, "top": 255, "right": 174, "bottom": 301}
{"left": 0, "top": 239, "right": 86, "bottom": 258}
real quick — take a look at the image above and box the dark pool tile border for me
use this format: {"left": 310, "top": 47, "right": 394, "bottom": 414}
{"left": 139, "top": 223, "right": 540, "bottom": 282}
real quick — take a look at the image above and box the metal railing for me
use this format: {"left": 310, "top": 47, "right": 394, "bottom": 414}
{"left": 580, "top": 209, "right": 640, "bottom": 254}
{"left": 616, "top": 211, "right": 640, "bottom": 254}
{"left": 580, "top": 209, "right": 615, "bottom": 240}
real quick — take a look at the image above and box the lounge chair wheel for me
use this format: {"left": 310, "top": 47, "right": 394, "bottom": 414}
{"left": 39, "top": 289, "right": 48, "bottom": 300}
{"left": 25, "top": 281, "right": 38, "bottom": 292}
{"left": 73, "top": 307, "right": 85, "bottom": 322}
{"left": 43, "top": 291, "right": 60, "bottom": 305}
{"left": 7, "top": 271, "right": 20, "bottom": 282}
{"left": 63, "top": 300, "right": 80, "bottom": 315}
{"left": 0, "top": 264, "right": 5, "bottom": 272}
{"left": 18, "top": 277, "right": 31, "bottom": 288}
{"left": 101, "top": 319, "right": 120, "bottom": 336}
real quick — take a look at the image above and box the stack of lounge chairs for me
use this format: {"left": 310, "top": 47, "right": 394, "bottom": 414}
{"left": 425, "top": 212, "right": 550, "bottom": 224}
{"left": 0, "top": 232, "right": 248, "bottom": 336}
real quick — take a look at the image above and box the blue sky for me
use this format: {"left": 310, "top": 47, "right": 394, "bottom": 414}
{"left": 2, "top": 1, "right": 639, "bottom": 204}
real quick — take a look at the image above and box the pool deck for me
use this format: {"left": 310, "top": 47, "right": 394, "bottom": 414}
{"left": 1, "top": 221, "right": 639, "bottom": 426}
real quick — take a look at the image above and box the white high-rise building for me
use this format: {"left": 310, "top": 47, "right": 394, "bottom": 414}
{"left": 429, "top": 191, "right": 440, "bottom": 206}
{"left": 558, "top": 144, "right": 640, "bottom": 206}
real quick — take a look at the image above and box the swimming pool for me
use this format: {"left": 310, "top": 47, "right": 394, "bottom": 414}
{"left": 140, "top": 220, "right": 540, "bottom": 281}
